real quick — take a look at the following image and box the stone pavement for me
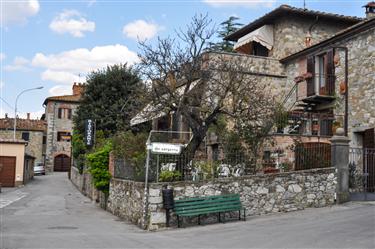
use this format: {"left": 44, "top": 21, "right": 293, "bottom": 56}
{"left": 1, "top": 173, "right": 374, "bottom": 249}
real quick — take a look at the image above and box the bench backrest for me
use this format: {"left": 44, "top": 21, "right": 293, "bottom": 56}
{"left": 174, "top": 194, "right": 242, "bottom": 215}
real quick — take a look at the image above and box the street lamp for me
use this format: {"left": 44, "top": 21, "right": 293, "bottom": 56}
{"left": 13, "top": 86, "right": 44, "bottom": 140}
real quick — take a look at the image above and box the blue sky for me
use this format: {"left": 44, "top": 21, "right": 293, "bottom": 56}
{"left": 0, "top": 0, "right": 368, "bottom": 119}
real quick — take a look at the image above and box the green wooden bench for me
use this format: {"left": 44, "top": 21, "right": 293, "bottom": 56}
{"left": 173, "top": 194, "right": 246, "bottom": 228}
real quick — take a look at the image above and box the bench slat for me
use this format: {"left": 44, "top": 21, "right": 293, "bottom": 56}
{"left": 174, "top": 194, "right": 239, "bottom": 203}
{"left": 176, "top": 205, "right": 242, "bottom": 217}
{"left": 175, "top": 200, "right": 241, "bottom": 210}
{"left": 174, "top": 197, "right": 241, "bottom": 208}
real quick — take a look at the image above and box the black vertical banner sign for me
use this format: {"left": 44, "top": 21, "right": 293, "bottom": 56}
{"left": 84, "top": 119, "right": 95, "bottom": 147}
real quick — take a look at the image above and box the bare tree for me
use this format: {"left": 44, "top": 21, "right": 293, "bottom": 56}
{"left": 137, "top": 14, "right": 278, "bottom": 170}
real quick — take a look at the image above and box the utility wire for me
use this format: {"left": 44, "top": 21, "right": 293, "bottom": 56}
{"left": 0, "top": 96, "right": 13, "bottom": 110}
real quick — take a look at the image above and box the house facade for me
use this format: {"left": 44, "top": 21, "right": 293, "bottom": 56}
{"left": 281, "top": 13, "right": 375, "bottom": 150}
{"left": 131, "top": 4, "right": 373, "bottom": 172}
{"left": 0, "top": 139, "right": 28, "bottom": 187}
{"left": 0, "top": 113, "right": 46, "bottom": 165}
{"left": 43, "top": 83, "right": 85, "bottom": 172}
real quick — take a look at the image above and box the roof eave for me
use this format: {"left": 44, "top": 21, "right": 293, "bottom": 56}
{"left": 225, "top": 5, "right": 362, "bottom": 41}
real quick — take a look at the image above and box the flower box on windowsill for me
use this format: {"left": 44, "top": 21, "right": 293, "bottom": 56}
{"left": 263, "top": 167, "right": 280, "bottom": 174}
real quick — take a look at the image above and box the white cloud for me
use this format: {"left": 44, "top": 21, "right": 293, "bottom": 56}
{"left": 0, "top": 81, "right": 4, "bottom": 89}
{"left": 4, "top": 56, "right": 30, "bottom": 71}
{"left": 0, "top": 53, "right": 5, "bottom": 61}
{"left": 87, "top": 0, "right": 97, "bottom": 7}
{"left": 49, "top": 85, "right": 72, "bottom": 96}
{"left": 31, "top": 44, "right": 139, "bottom": 84}
{"left": 123, "top": 20, "right": 163, "bottom": 41}
{"left": 41, "top": 70, "right": 85, "bottom": 84}
{"left": 1, "top": 0, "right": 40, "bottom": 26}
{"left": 203, "top": 0, "right": 276, "bottom": 8}
{"left": 49, "top": 10, "right": 95, "bottom": 37}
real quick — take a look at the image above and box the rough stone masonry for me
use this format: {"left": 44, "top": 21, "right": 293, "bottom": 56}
{"left": 106, "top": 167, "right": 336, "bottom": 231}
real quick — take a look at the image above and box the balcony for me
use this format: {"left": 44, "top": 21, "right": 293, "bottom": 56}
{"left": 297, "top": 73, "right": 335, "bottom": 104}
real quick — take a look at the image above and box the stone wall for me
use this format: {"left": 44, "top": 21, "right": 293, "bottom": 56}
{"left": 70, "top": 166, "right": 100, "bottom": 202}
{"left": 0, "top": 130, "right": 44, "bottom": 164}
{"left": 272, "top": 16, "right": 352, "bottom": 59}
{"left": 341, "top": 28, "right": 375, "bottom": 138}
{"left": 106, "top": 167, "right": 336, "bottom": 231}
{"left": 107, "top": 179, "right": 145, "bottom": 227}
{"left": 45, "top": 101, "right": 78, "bottom": 171}
{"left": 284, "top": 24, "right": 375, "bottom": 146}
{"left": 205, "top": 52, "right": 288, "bottom": 102}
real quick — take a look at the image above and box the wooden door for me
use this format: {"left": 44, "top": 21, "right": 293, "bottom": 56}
{"left": 54, "top": 155, "right": 71, "bottom": 172}
{"left": 0, "top": 157, "right": 16, "bottom": 187}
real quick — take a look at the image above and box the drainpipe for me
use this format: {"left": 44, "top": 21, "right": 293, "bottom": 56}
{"left": 333, "top": 46, "right": 348, "bottom": 136}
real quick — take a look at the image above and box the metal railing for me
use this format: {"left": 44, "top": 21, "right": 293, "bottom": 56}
{"left": 349, "top": 147, "right": 375, "bottom": 193}
{"left": 274, "top": 111, "right": 335, "bottom": 136}
{"left": 294, "top": 142, "right": 331, "bottom": 170}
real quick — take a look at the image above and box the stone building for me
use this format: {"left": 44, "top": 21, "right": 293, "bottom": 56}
{"left": 43, "top": 83, "right": 85, "bottom": 172}
{"left": 281, "top": 11, "right": 375, "bottom": 149}
{"left": 0, "top": 113, "right": 46, "bottom": 165}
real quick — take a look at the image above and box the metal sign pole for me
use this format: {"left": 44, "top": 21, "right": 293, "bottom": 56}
{"left": 142, "top": 134, "right": 152, "bottom": 230}
{"left": 156, "top": 155, "right": 160, "bottom": 183}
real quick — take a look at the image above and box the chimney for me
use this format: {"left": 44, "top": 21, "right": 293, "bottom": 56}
{"left": 72, "top": 82, "right": 85, "bottom": 96}
{"left": 364, "top": 2, "right": 375, "bottom": 18}
{"left": 27, "top": 113, "right": 30, "bottom": 119}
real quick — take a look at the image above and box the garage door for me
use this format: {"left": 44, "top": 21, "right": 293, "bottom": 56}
{"left": 54, "top": 154, "right": 71, "bottom": 172}
{"left": 0, "top": 157, "right": 16, "bottom": 187}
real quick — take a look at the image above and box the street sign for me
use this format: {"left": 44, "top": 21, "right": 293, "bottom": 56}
{"left": 151, "top": 142, "right": 182, "bottom": 155}
{"left": 84, "top": 119, "right": 95, "bottom": 147}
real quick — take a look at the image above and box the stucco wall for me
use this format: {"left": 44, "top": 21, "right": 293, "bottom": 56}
{"left": 0, "top": 142, "right": 26, "bottom": 186}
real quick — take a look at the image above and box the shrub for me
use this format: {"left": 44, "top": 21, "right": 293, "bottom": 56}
{"left": 159, "top": 170, "right": 182, "bottom": 182}
{"left": 86, "top": 142, "right": 112, "bottom": 193}
{"left": 72, "top": 132, "right": 87, "bottom": 174}
{"left": 112, "top": 131, "right": 147, "bottom": 179}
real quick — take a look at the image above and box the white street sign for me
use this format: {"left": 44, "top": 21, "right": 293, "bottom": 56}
{"left": 151, "top": 142, "right": 182, "bottom": 155}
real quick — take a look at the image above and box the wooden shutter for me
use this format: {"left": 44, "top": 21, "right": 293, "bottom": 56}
{"left": 364, "top": 128, "right": 375, "bottom": 149}
{"left": 306, "top": 56, "right": 315, "bottom": 96}
{"left": 325, "top": 49, "right": 335, "bottom": 96}
{"left": 68, "top": 109, "right": 72, "bottom": 119}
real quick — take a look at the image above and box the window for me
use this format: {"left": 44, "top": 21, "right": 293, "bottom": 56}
{"left": 236, "top": 41, "right": 269, "bottom": 57}
{"left": 307, "top": 49, "right": 335, "bottom": 97}
{"left": 58, "top": 108, "right": 72, "bottom": 119}
{"left": 316, "top": 54, "right": 326, "bottom": 88}
{"left": 57, "top": 132, "right": 71, "bottom": 142}
{"left": 252, "top": 42, "right": 269, "bottom": 57}
{"left": 22, "top": 132, "right": 30, "bottom": 141}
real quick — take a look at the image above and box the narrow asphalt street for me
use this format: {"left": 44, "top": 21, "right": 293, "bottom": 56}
{"left": 1, "top": 173, "right": 374, "bottom": 249}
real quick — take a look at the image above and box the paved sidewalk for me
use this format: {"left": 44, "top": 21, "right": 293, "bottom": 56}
{"left": 1, "top": 173, "right": 374, "bottom": 249}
